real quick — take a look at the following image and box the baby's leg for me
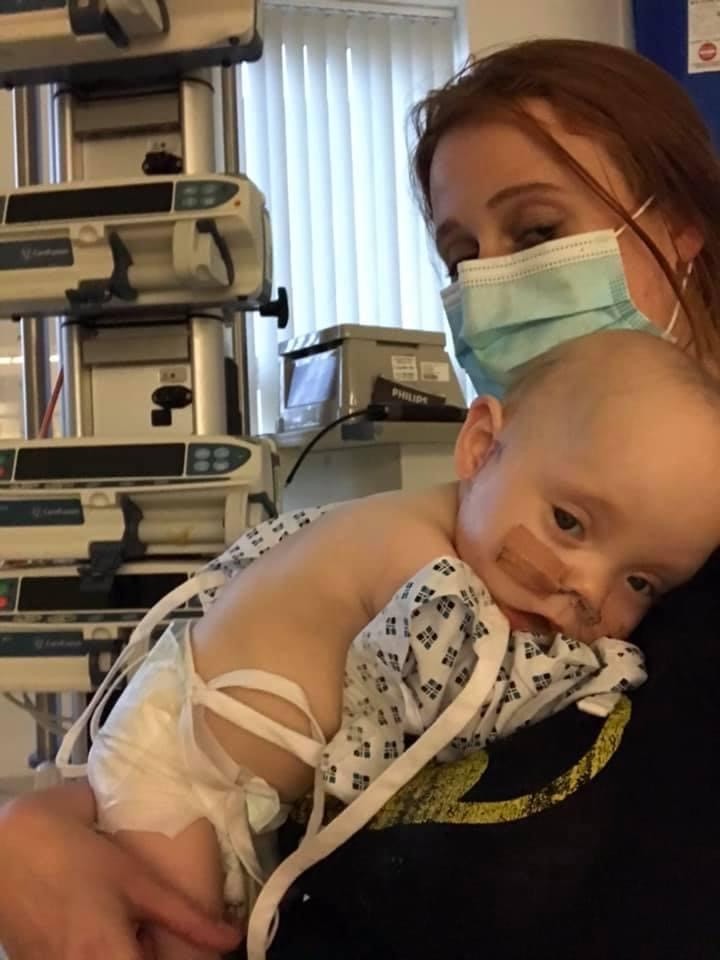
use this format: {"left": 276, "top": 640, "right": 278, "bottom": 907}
{"left": 114, "top": 819, "right": 225, "bottom": 960}
{"left": 83, "top": 627, "right": 247, "bottom": 958}
{"left": 79, "top": 594, "right": 333, "bottom": 956}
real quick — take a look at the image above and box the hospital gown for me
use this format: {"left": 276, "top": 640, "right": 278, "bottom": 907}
{"left": 199, "top": 507, "right": 645, "bottom": 801}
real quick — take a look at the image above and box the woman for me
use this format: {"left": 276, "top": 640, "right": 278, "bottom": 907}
{"left": 2, "top": 39, "right": 719, "bottom": 959}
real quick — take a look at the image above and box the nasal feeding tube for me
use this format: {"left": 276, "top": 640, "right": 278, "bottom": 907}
{"left": 496, "top": 525, "right": 602, "bottom": 632}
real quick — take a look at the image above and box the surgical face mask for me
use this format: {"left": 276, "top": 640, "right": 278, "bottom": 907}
{"left": 440, "top": 198, "right": 691, "bottom": 396}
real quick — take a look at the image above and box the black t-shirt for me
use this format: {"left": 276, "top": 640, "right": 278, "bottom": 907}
{"left": 240, "top": 552, "right": 720, "bottom": 960}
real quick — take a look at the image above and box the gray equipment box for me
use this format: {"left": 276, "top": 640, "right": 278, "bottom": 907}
{"left": 278, "top": 323, "right": 465, "bottom": 434}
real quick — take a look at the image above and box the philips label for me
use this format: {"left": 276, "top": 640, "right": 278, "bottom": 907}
{"left": 0, "top": 499, "right": 84, "bottom": 526}
{"left": 0, "top": 238, "right": 73, "bottom": 270}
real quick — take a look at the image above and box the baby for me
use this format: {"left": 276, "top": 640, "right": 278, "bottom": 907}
{"left": 58, "top": 330, "right": 720, "bottom": 960}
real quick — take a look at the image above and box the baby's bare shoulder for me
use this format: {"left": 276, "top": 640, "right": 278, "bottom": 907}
{"left": 323, "top": 485, "right": 460, "bottom": 613}
{"left": 206, "top": 485, "right": 459, "bottom": 638}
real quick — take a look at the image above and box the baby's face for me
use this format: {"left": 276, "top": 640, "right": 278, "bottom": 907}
{"left": 454, "top": 383, "right": 720, "bottom": 643}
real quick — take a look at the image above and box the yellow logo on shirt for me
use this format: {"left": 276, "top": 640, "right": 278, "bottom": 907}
{"left": 369, "top": 696, "right": 631, "bottom": 829}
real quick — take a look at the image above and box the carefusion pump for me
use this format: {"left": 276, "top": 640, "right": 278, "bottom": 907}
{"left": 0, "top": 0, "right": 285, "bottom": 767}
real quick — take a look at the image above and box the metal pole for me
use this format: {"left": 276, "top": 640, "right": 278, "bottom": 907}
{"left": 180, "top": 70, "right": 228, "bottom": 435}
{"left": 180, "top": 69, "right": 217, "bottom": 175}
{"left": 19, "top": 320, "right": 51, "bottom": 438}
{"left": 50, "top": 83, "right": 93, "bottom": 762}
{"left": 13, "top": 87, "right": 51, "bottom": 440}
{"left": 231, "top": 310, "right": 252, "bottom": 436}
{"left": 221, "top": 65, "right": 252, "bottom": 434}
{"left": 52, "top": 86, "right": 89, "bottom": 437}
{"left": 221, "top": 66, "right": 241, "bottom": 174}
{"left": 12, "top": 85, "right": 57, "bottom": 763}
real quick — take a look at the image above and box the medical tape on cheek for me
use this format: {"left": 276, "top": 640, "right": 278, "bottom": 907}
{"left": 496, "top": 525, "right": 569, "bottom": 596}
{"left": 497, "top": 527, "right": 603, "bottom": 633}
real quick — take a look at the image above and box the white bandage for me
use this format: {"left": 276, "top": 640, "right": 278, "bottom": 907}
{"left": 86, "top": 624, "right": 305, "bottom": 907}
{"left": 57, "top": 567, "right": 328, "bottom": 915}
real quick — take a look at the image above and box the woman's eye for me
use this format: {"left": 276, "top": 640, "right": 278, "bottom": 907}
{"left": 517, "top": 224, "right": 558, "bottom": 249}
{"left": 553, "top": 507, "right": 584, "bottom": 538}
{"left": 627, "top": 575, "right": 657, "bottom": 599}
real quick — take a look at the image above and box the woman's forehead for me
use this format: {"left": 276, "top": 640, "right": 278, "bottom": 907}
{"left": 428, "top": 103, "right": 630, "bottom": 224}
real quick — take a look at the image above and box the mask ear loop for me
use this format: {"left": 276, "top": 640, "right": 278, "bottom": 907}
{"left": 664, "top": 261, "right": 694, "bottom": 343}
{"left": 612, "top": 195, "right": 691, "bottom": 344}
{"left": 614, "top": 195, "right": 655, "bottom": 238}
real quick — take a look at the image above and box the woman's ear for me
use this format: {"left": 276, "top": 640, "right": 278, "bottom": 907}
{"left": 454, "top": 395, "right": 504, "bottom": 481}
{"left": 672, "top": 220, "right": 704, "bottom": 264}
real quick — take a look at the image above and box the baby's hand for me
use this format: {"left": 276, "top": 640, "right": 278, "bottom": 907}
{"left": 140, "top": 925, "right": 229, "bottom": 960}
{"left": 140, "top": 909, "right": 245, "bottom": 959}
{"left": 113, "top": 820, "right": 230, "bottom": 960}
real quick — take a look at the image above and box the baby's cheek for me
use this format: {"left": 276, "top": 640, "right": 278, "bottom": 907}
{"left": 600, "top": 592, "right": 642, "bottom": 640}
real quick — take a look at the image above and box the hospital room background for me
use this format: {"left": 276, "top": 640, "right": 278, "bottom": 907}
{"left": 0, "top": 0, "right": 665, "bottom": 796}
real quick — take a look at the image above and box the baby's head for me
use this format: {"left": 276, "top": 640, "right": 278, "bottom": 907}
{"left": 453, "top": 330, "right": 720, "bottom": 643}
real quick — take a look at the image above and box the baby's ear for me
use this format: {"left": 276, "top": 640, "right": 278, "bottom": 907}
{"left": 454, "top": 395, "right": 504, "bottom": 481}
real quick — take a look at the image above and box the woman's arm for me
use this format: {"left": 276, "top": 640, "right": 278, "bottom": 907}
{"left": 0, "top": 783, "right": 241, "bottom": 960}
{"left": 116, "top": 820, "right": 226, "bottom": 960}
{"left": 13, "top": 777, "right": 96, "bottom": 821}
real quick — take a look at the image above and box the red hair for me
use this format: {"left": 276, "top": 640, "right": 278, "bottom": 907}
{"left": 411, "top": 39, "right": 720, "bottom": 359}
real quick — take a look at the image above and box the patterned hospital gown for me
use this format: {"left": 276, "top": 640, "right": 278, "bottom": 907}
{"left": 198, "top": 506, "right": 646, "bottom": 804}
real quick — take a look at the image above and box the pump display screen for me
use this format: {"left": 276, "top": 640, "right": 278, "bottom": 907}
{"left": 19, "top": 573, "right": 188, "bottom": 612}
{"left": 0, "top": 1, "right": 65, "bottom": 12}
{"left": 5, "top": 182, "right": 174, "bottom": 224}
{"left": 15, "top": 443, "right": 186, "bottom": 481}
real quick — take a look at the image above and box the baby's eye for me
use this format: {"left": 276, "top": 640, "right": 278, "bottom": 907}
{"left": 627, "top": 575, "right": 657, "bottom": 599}
{"left": 553, "top": 507, "right": 584, "bottom": 539}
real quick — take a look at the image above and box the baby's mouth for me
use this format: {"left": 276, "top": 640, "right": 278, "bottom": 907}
{"left": 499, "top": 605, "right": 556, "bottom": 636}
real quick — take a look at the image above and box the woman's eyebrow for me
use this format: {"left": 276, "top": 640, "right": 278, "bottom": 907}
{"left": 487, "top": 181, "right": 564, "bottom": 209}
{"left": 434, "top": 182, "right": 564, "bottom": 244}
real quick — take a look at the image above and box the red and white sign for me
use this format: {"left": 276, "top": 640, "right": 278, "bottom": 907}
{"left": 689, "top": 0, "right": 720, "bottom": 73}
{"left": 699, "top": 41, "right": 717, "bottom": 60}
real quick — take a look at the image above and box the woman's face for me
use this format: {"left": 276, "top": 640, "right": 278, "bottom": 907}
{"left": 428, "top": 100, "right": 697, "bottom": 343}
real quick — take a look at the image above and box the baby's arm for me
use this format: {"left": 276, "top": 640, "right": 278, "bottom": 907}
{"left": 190, "top": 505, "right": 382, "bottom": 801}
{"left": 191, "top": 488, "right": 458, "bottom": 801}
{"left": 92, "top": 486, "right": 456, "bottom": 960}
{"left": 98, "top": 502, "right": 397, "bottom": 960}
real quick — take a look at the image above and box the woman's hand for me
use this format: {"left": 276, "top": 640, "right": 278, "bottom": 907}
{"left": 0, "top": 783, "right": 242, "bottom": 960}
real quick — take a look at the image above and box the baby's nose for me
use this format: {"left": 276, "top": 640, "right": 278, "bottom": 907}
{"left": 557, "top": 570, "right": 612, "bottom": 635}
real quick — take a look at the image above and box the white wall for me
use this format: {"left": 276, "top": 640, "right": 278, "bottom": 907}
{"left": 462, "top": 0, "right": 633, "bottom": 52}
